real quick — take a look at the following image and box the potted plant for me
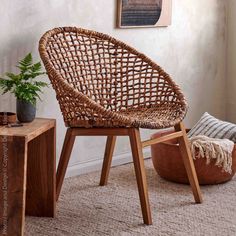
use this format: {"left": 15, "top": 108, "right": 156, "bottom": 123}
{"left": 0, "top": 53, "right": 47, "bottom": 122}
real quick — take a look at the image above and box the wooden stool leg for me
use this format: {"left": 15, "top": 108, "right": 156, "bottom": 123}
{"left": 100, "top": 136, "right": 116, "bottom": 186}
{"left": 175, "top": 122, "right": 203, "bottom": 203}
{"left": 129, "top": 128, "right": 152, "bottom": 225}
{"left": 56, "top": 128, "right": 75, "bottom": 201}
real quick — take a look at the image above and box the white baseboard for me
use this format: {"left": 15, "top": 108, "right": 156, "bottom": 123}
{"left": 66, "top": 148, "right": 151, "bottom": 178}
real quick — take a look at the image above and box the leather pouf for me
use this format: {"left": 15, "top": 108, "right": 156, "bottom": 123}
{"left": 151, "top": 129, "right": 236, "bottom": 185}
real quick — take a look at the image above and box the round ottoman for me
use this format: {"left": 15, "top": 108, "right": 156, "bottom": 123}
{"left": 151, "top": 129, "right": 236, "bottom": 185}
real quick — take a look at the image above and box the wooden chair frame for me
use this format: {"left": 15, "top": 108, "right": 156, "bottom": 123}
{"left": 56, "top": 122, "right": 202, "bottom": 225}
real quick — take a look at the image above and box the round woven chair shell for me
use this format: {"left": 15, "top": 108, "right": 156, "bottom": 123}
{"left": 39, "top": 27, "right": 187, "bottom": 129}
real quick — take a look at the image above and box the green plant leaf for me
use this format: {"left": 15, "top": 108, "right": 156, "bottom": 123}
{"left": 19, "top": 53, "right": 32, "bottom": 67}
{"left": 30, "top": 62, "right": 42, "bottom": 72}
{"left": 0, "top": 52, "right": 47, "bottom": 103}
{"left": 0, "top": 78, "right": 15, "bottom": 94}
{"left": 18, "top": 53, "right": 33, "bottom": 73}
{"left": 34, "top": 81, "right": 48, "bottom": 87}
{"left": 5, "top": 72, "right": 19, "bottom": 81}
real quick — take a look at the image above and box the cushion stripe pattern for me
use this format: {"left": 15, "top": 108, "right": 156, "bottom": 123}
{"left": 188, "top": 112, "right": 236, "bottom": 143}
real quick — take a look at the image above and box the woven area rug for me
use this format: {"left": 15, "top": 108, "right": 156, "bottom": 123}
{"left": 26, "top": 159, "right": 236, "bottom": 236}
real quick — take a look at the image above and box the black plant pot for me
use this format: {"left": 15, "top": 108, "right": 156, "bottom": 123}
{"left": 16, "top": 99, "right": 36, "bottom": 123}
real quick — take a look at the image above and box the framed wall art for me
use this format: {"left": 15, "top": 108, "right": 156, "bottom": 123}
{"left": 117, "top": 0, "right": 172, "bottom": 28}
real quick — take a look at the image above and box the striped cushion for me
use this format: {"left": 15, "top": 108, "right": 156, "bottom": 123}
{"left": 188, "top": 112, "right": 236, "bottom": 143}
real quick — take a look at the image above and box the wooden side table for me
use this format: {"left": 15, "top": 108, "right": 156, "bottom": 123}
{"left": 0, "top": 118, "right": 56, "bottom": 236}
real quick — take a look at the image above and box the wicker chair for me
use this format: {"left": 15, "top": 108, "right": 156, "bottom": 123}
{"left": 39, "top": 27, "right": 202, "bottom": 225}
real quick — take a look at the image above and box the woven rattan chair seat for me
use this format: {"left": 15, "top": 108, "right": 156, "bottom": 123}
{"left": 65, "top": 104, "right": 184, "bottom": 129}
{"left": 118, "top": 105, "right": 184, "bottom": 129}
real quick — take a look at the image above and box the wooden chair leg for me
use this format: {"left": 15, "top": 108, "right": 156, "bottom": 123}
{"left": 56, "top": 128, "right": 75, "bottom": 201}
{"left": 100, "top": 136, "right": 117, "bottom": 186}
{"left": 175, "top": 122, "right": 203, "bottom": 203}
{"left": 129, "top": 128, "right": 152, "bottom": 225}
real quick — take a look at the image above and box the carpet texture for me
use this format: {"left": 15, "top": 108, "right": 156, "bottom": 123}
{"left": 26, "top": 159, "right": 236, "bottom": 236}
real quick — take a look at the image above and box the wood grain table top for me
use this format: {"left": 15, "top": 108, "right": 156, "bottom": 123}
{"left": 0, "top": 118, "right": 56, "bottom": 142}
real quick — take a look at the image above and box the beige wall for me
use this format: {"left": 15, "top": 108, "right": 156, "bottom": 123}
{"left": 0, "top": 0, "right": 227, "bottom": 176}
{"left": 227, "top": 0, "right": 236, "bottom": 123}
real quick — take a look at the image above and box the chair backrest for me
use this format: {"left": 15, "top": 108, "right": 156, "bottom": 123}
{"left": 39, "top": 27, "right": 183, "bottom": 111}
